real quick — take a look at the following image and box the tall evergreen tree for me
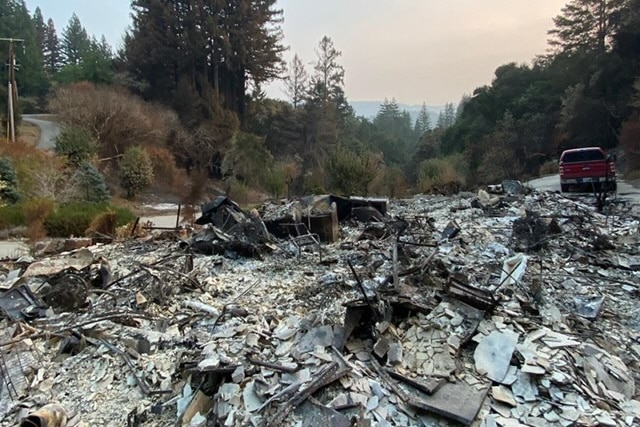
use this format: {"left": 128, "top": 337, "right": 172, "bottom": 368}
{"left": 309, "top": 36, "right": 345, "bottom": 105}
{"left": 284, "top": 54, "right": 307, "bottom": 108}
{"left": 125, "top": 0, "right": 285, "bottom": 122}
{"left": 614, "top": 0, "right": 640, "bottom": 56}
{"left": 124, "top": 0, "right": 178, "bottom": 104}
{"left": 61, "top": 13, "right": 90, "bottom": 65}
{"left": 456, "top": 94, "right": 471, "bottom": 120}
{"left": 302, "top": 36, "right": 352, "bottom": 172}
{"left": 372, "top": 98, "right": 414, "bottom": 164}
{"left": 32, "top": 7, "right": 46, "bottom": 59}
{"left": 375, "top": 98, "right": 401, "bottom": 131}
{"left": 307, "top": 36, "right": 352, "bottom": 123}
{"left": 414, "top": 102, "right": 432, "bottom": 136}
{"left": 548, "top": 0, "right": 625, "bottom": 53}
{"left": 82, "top": 36, "right": 114, "bottom": 83}
{"left": 0, "top": 0, "right": 48, "bottom": 98}
{"left": 44, "top": 18, "right": 61, "bottom": 74}
{"left": 437, "top": 103, "right": 456, "bottom": 129}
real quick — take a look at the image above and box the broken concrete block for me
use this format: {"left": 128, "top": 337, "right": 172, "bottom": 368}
{"left": 373, "top": 337, "right": 390, "bottom": 358}
{"left": 491, "top": 385, "right": 516, "bottom": 406}
{"left": 388, "top": 341, "right": 403, "bottom": 365}
{"left": 414, "top": 381, "right": 490, "bottom": 425}
{"left": 231, "top": 365, "right": 245, "bottom": 383}
{"left": 474, "top": 330, "right": 519, "bottom": 382}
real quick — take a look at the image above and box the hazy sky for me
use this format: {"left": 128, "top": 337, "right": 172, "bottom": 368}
{"left": 29, "top": 0, "right": 567, "bottom": 105}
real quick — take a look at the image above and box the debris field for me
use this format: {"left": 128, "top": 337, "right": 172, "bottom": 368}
{"left": 1, "top": 186, "right": 640, "bottom": 427}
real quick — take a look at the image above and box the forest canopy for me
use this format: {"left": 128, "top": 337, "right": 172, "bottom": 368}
{"left": 1, "top": 0, "right": 640, "bottom": 199}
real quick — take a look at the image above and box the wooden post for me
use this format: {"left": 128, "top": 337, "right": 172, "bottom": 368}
{"left": 0, "top": 38, "right": 25, "bottom": 143}
{"left": 393, "top": 236, "right": 399, "bottom": 291}
{"left": 7, "top": 82, "right": 15, "bottom": 143}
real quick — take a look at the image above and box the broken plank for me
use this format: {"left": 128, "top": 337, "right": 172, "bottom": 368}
{"left": 247, "top": 356, "right": 299, "bottom": 373}
{"left": 264, "top": 362, "right": 350, "bottom": 426}
{"left": 411, "top": 381, "right": 489, "bottom": 425}
{"left": 385, "top": 368, "right": 445, "bottom": 395}
{"left": 371, "top": 358, "right": 489, "bottom": 426}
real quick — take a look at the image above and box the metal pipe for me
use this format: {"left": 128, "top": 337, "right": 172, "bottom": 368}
{"left": 20, "top": 404, "right": 68, "bottom": 427}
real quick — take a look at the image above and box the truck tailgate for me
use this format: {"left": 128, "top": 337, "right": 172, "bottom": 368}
{"left": 561, "top": 161, "right": 608, "bottom": 179}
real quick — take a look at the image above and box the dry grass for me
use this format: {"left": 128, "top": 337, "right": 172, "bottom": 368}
{"left": 23, "top": 198, "right": 55, "bottom": 243}
{"left": 0, "top": 139, "right": 45, "bottom": 158}
{"left": 0, "top": 141, "right": 67, "bottom": 200}
{"left": 86, "top": 211, "right": 118, "bottom": 237}
{"left": 417, "top": 156, "right": 466, "bottom": 194}
{"left": 539, "top": 160, "right": 558, "bottom": 176}
{"left": 17, "top": 121, "right": 41, "bottom": 146}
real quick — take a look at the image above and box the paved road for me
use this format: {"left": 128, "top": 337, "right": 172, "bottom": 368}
{"left": 528, "top": 174, "right": 640, "bottom": 203}
{"left": 141, "top": 215, "right": 184, "bottom": 228}
{"left": 22, "top": 114, "right": 61, "bottom": 150}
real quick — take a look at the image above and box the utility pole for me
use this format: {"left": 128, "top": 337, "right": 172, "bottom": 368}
{"left": 1, "top": 37, "right": 25, "bottom": 143}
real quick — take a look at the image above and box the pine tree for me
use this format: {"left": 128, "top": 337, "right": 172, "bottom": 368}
{"left": 309, "top": 36, "right": 345, "bottom": 105}
{"left": 119, "top": 146, "right": 154, "bottom": 199}
{"left": 456, "top": 95, "right": 471, "bottom": 120}
{"left": 61, "top": 13, "right": 90, "bottom": 65}
{"left": 44, "top": 18, "right": 61, "bottom": 74}
{"left": 414, "top": 102, "right": 432, "bottom": 136}
{"left": 125, "top": 0, "right": 285, "bottom": 121}
{"left": 437, "top": 103, "right": 456, "bottom": 129}
{"left": 548, "top": 0, "right": 625, "bottom": 53}
{"left": 376, "top": 98, "right": 400, "bottom": 118}
{"left": 81, "top": 36, "right": 113, "bottom": 83}
{"left": 372, "top": 99, "right": 413, "bottom": 165}
{"left": 32, "top": 7, "right": 46, "bottom": 59}
{"left": 71, "top": 162, "right": 110, "bottom": 203}
{"left": 0, "top": 1, "right": 48, "bottom": 97}
{"left": 284, "top": 54, "right": 307, "bottom": 108}
{"left": 0, "top": 157, "right": 20, "bottom": 205}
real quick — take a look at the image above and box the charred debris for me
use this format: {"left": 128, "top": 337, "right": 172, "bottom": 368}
{"left": 1, "top": 183, "right": 640, "bottom": 426}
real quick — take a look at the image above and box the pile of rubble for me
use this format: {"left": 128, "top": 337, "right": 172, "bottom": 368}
{"left": 1, "top": 187, "right": 640, "bottom": 427}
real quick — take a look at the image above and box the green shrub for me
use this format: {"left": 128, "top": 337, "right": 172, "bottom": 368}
{"left": 303, "top": 170, "right": 326, "bottom": 195}
{"left": 228, "top": 179, "right": 250, "bottom": 204}
{"left": 264, "top": 163, "right": 288, "bottom": 198}
{"left": 0, "top": 204, "right": 26, "bottom": 229}
{"left": 417, "top": 155, "right": 467, "bottom": 193}
{"left": 44, "top": 202, "right": 136, "bottom": 237}
{"left": 0, "top": 157, "right": 20, "bottom": 205}
{"left": 222, "top": 132, "right": 273, "bottom": 187}
{"left": 55, "top": 127, "right": 97, "bottom": 166}
{"left": 369, "top": 166, "right": 409, "bottom": 198}
{"left": 326, "top": 146, "right": 380, "bottom": 195}
{"left": 119, "top": 146, "right": 154, "bottom": 199}
{"left": 19, "top": 96, "right": 46, "bottom": 114}
{"left": 70, "top": 162, "right": 110, "bottom": 202}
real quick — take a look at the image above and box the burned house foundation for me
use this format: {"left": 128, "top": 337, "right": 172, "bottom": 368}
{"left": 1, "top": 190, "right": 639, "bottom": 426}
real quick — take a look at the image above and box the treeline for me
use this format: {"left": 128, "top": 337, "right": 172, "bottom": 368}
{"left": 2, "top": 0, "right": 640, "bottom": 201}
{"left": 436, "top": 0, "right": 640, "bottom": 182}
{"left": 0, "top": 2, "right": 114, "bottom": 113}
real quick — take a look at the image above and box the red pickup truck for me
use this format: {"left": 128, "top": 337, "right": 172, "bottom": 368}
{"left": 559, "top": 147, "right": 616, "bottom": 193}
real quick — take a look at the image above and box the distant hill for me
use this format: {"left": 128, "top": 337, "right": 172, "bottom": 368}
{"left": 350, "top": 101, "right": 444, "bottom": 124}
